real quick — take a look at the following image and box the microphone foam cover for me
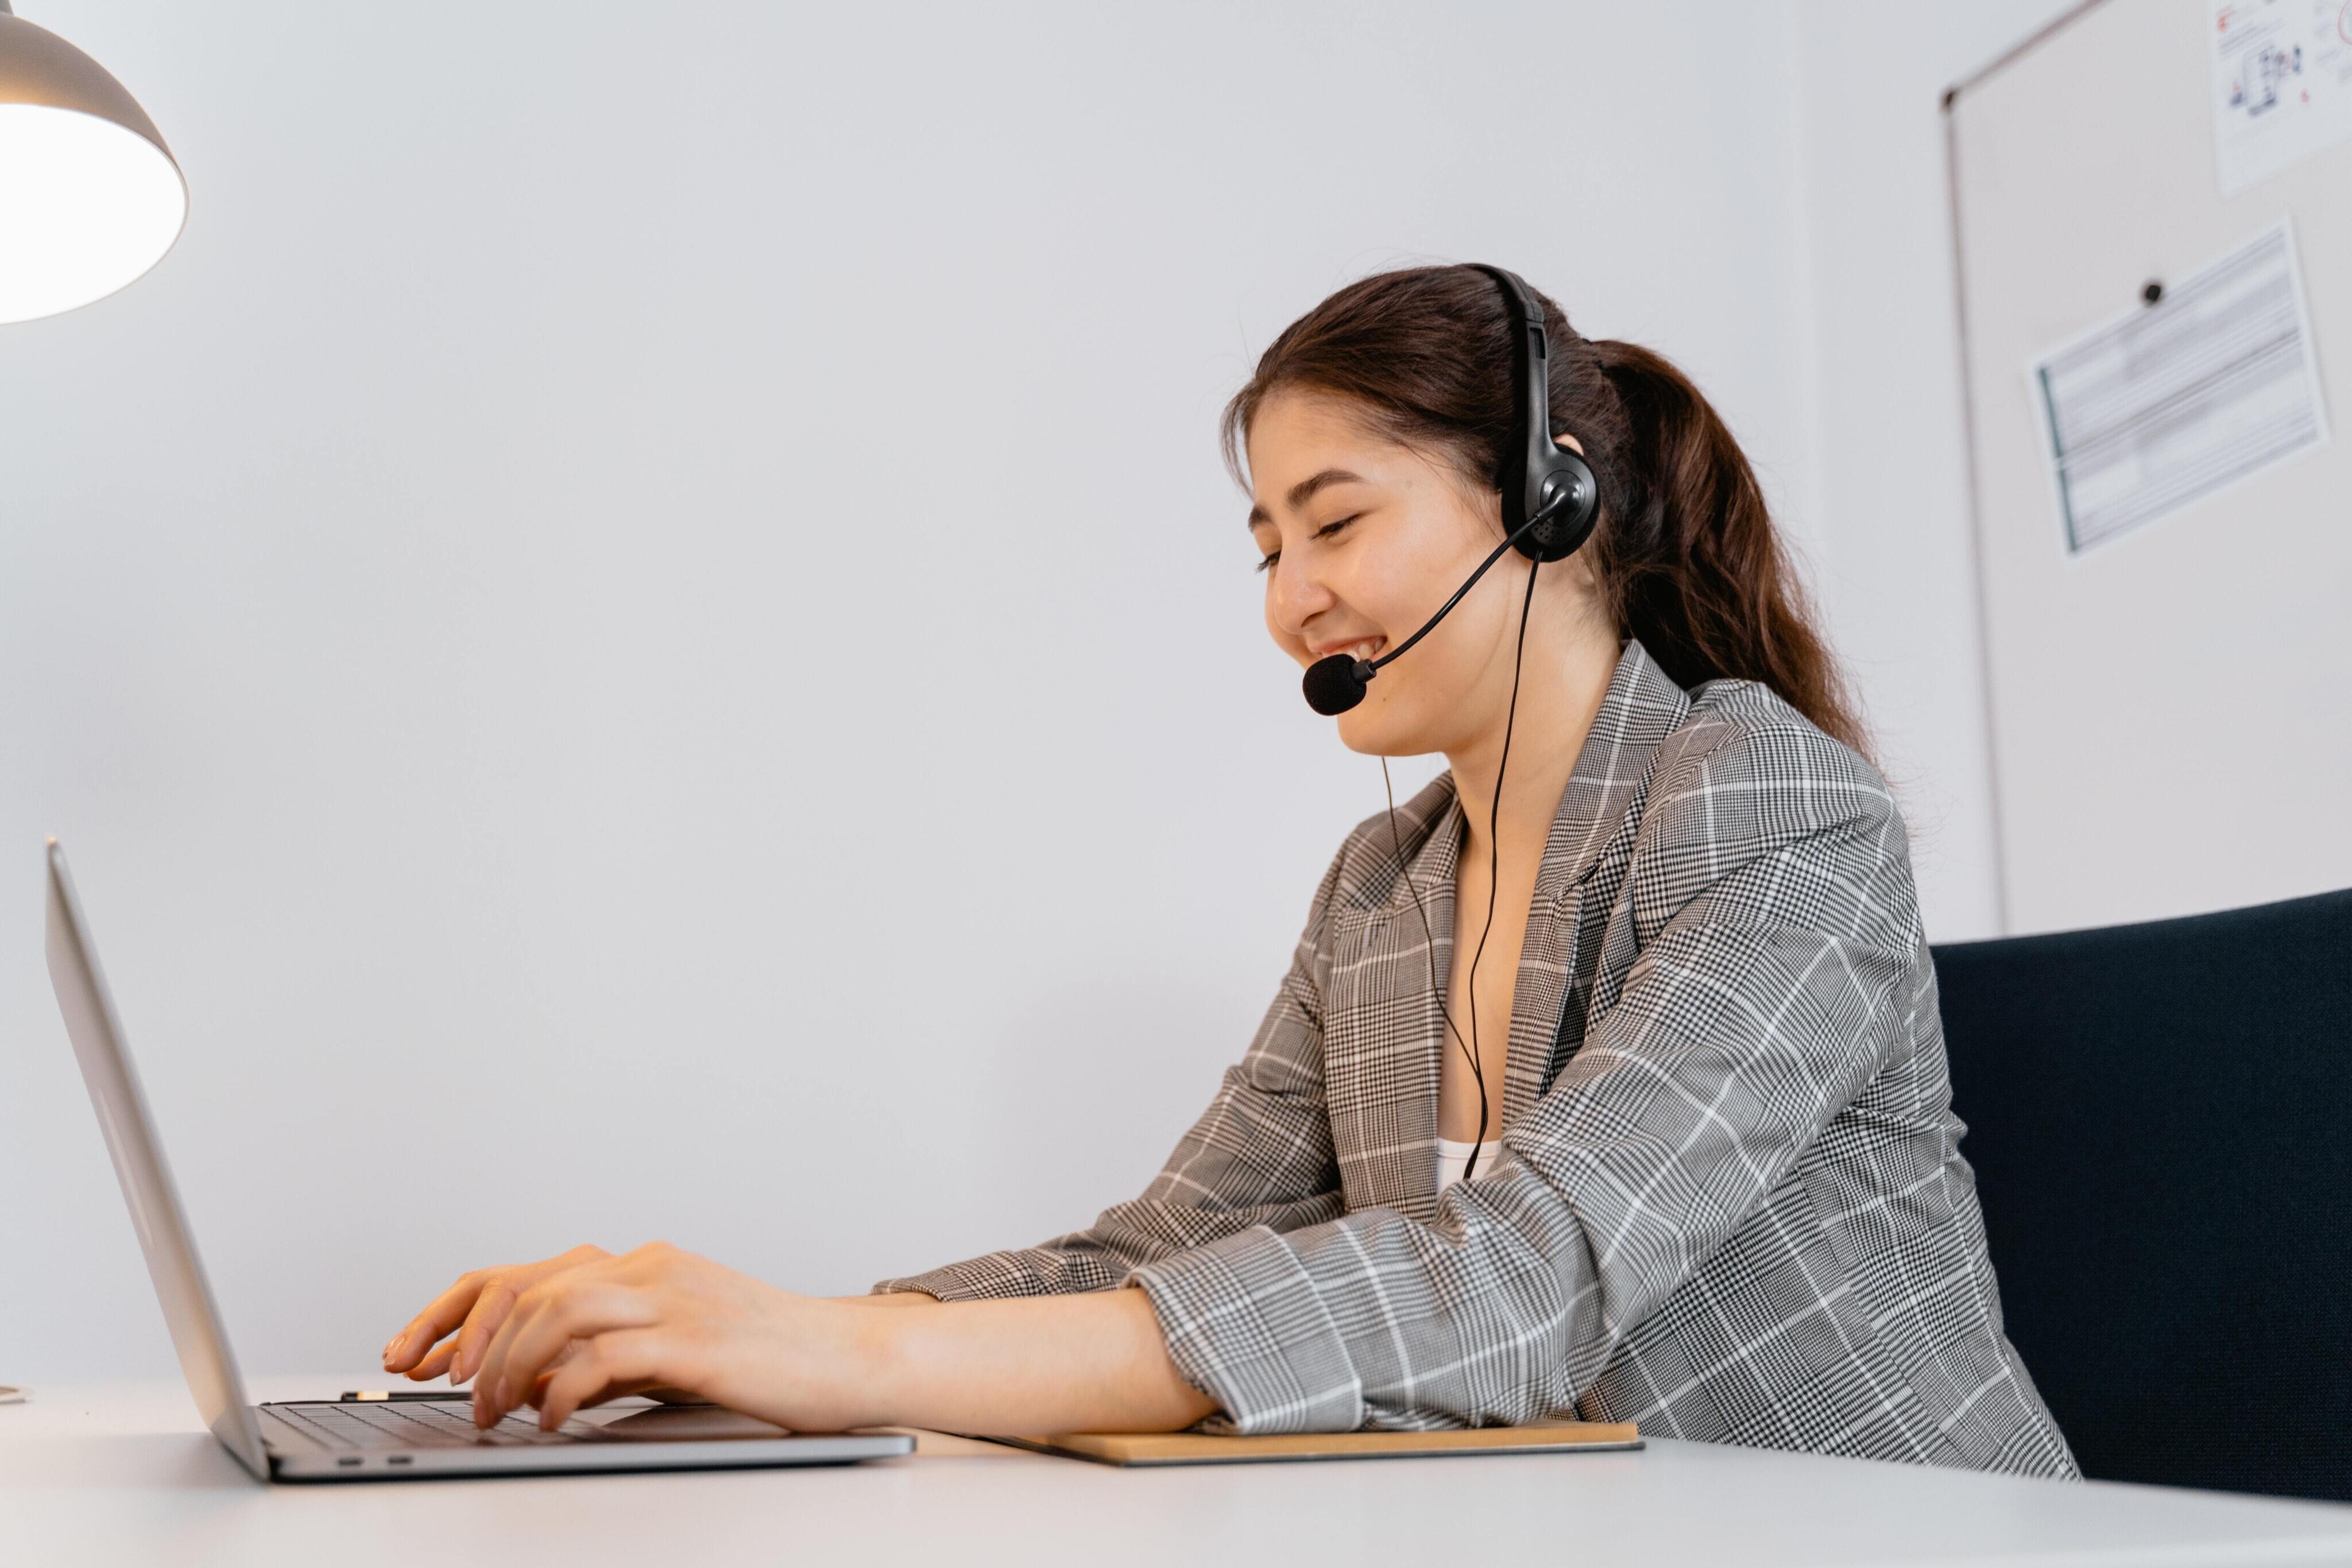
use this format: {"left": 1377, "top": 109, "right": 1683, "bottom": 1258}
{"left": 1302, "top": 655, "right": 1371, "bottom": 715}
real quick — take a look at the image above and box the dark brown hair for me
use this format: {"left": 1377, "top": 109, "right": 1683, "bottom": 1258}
{"left": 1223, "top": 264, "right": 1868, "bottom": 757}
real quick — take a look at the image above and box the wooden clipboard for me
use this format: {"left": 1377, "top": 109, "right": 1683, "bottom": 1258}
{"left": 978, "top": 1421, "right": 1642, "bottom": 1467}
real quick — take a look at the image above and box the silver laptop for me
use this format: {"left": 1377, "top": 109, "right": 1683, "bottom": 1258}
{"left": 41, "top": 838, "right": 913, "bottom": 1482}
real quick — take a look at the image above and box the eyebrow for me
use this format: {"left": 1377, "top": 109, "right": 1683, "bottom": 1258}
{"left": 1244, "top": 468, "right": 1368, "bottom": 529}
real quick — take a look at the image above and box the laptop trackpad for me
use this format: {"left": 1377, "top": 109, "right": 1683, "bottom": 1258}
{"left": 589, "top": 1404, "right": 793, "bottom": 1442}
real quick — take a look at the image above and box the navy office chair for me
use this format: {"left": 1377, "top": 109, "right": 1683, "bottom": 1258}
{"left": 1933, "top": 888, "right": 2352, "bottom": 1501}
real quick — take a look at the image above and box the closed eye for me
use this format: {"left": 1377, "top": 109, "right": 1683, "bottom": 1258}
{"left": 1254, "top": 514, "right": 1360, "bottom": 575}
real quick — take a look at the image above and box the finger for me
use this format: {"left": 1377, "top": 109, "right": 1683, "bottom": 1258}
{"left": 447, "top": 1245, "right": 610, "bottom": 1384}
{"left": 382, "top": 1271, "right": 492, "bottom": 1372}
{"left": 477, "top": 1276, "right": 651, "bottom": 1427}
{"left": 524, "top": 1336, "right": 662, "bottom": 1408}
{"left": 474, "top": 1277, "right": 576, "bottom": 1424}
{"left": 401, "top": 1339, "right": 461, "bottom": 1382}
{"left": 520, "top": 1358, "right": 660, "bottom": 1417}
{"left": 447, "top": 1278, "right": 525, "bottom": 1386}
{"left": 535, "top": 1330, "right": 673, "bottom": 1431}
{"left": 473, "top": 1259, "right": 643, "bottom": 1422}
{"left": 494, "top": 1281, "right": 652, "bottom": 1415}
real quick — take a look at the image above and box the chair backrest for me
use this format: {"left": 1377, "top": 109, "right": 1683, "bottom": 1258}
{"left": 1933, "top": 888, "right": 2352, "bottom": 1500}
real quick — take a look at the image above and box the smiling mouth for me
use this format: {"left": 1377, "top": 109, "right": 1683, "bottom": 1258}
{"left": 1316, "top": 636, "right": 1386, "bottom": 665}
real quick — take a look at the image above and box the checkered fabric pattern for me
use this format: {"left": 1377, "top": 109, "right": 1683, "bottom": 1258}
{"left": 877, "top": 641, "right": 2078, "bottom": 1477}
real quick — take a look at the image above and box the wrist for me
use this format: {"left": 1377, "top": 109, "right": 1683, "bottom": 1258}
{"left": 727, "top": 1290, "right": 906, "bottom": 1433}
{"left": 835, "top": 1296, "right": 925, "bottom": 1428}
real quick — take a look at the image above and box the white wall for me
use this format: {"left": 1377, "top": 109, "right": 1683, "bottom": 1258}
{"left": 1, "top": 0, "right": 1829, "bottom": 1380}
{"left": 1788, "top": 0, "right": 2085, "bottom": 940}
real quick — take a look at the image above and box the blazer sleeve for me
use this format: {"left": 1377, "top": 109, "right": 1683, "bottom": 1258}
{"left": 870, "top": 853, "right": 1348, "bottom": 1302}
{"left": 1124, "top": 717, "right": 1921, "bottom": 1433}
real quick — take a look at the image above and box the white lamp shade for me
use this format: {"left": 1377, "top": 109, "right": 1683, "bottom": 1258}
{"left": 0, "top": 11, "right": 185, "bottom": 324}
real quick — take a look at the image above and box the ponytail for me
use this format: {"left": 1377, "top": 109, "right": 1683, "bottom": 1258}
{"left": 1222, "top": 266, "right": 1868, "bottom": 759}
{"left": 1586, "top": 339, "right": 1867, "bottom": 756}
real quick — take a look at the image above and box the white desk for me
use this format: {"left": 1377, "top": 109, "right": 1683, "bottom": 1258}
{"left": 9, "top": 1378, "right": 2352, "bottom": 1566}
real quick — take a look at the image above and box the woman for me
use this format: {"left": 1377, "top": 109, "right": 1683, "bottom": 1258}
{"left": 381, "top": 265, "right": 2077, "bottom": 1475}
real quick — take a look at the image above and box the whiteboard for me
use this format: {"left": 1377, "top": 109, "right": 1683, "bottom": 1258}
{"left": 1947, "top": 0, "right": 2352, "bottom": 935}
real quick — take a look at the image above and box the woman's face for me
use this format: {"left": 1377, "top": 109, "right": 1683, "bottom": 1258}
{"left": 1245, "top": 388, "right": 1582, "bottom": 758}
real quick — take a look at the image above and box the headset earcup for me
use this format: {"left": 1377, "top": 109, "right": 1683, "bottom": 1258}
{"left": 1515, "top": 448, "right": 1599, "bottom": 562}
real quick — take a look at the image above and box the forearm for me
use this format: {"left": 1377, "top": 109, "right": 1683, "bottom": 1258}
{"left": 857, "top": 1286, "right": 1216, "bottom": 1434}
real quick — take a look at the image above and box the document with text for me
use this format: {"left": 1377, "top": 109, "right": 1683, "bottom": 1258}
{"left": 2030, "top": 220, "right": 2329, "bottom": 555}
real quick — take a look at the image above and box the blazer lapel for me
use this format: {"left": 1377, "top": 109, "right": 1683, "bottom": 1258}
{"left": 1324, "top": 776, "right": 1461, "bottom": 1224}
{"left": 1320, "top": 643, "right": 1692, "bottom": 1207}
{"left": 1502, "top": 642, "right": 1692, "bottom": 1125}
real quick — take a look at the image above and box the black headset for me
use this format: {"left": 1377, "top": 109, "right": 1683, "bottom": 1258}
{"left": 1298, "top": 264, "right": 1598, "bottom": 717}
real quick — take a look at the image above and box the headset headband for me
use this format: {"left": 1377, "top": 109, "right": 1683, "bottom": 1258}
{"left": 1466, "top": 264, "right": 1597, "bottom": 563}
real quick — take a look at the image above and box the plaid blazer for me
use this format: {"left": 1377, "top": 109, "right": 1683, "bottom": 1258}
{"left": 879, "top": 641, "right": 2078, "bottom": 1476}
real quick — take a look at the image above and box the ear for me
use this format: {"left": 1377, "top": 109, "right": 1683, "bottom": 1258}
{"left": 1554, "top": 431, "right": 1586, "bottom": 456}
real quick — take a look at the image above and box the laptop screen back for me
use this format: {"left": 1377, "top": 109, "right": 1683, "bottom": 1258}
{"left": 43, "top": 839, "right": 269, "bottom": 1479}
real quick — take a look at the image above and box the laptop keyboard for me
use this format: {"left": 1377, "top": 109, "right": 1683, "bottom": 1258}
{"left": 269, "top": 1400, "right": 602, "bottom": 1450}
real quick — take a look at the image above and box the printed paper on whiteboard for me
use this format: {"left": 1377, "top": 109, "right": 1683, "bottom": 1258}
{"left": 2030, "top": 221, "right": 2329, "bottom": 555}
{"left": 2210, "top": 0, "right": 2352, "bottom": 195}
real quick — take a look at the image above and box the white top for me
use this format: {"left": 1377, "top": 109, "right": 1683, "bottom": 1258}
{"left": 1436, "top": 1136, "right": 1503, "bottom": 1191}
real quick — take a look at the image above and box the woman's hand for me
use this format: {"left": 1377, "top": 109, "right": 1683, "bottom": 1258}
{"left": 381, "top": 1244, "right": 613, "bottom": 1387}
{"left": 464, "top": 1241, "right": 873, "bottom": 1432}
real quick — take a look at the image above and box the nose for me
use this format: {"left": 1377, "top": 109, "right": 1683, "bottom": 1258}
{"left": 1266, "top": 551, "right": 1336, "bottom": 642}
